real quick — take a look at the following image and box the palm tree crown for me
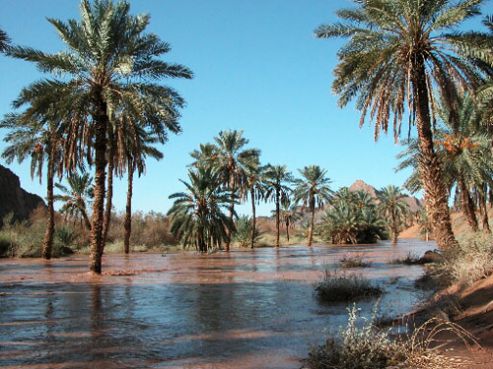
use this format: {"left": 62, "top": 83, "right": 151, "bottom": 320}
{"left": 377, "top": 185, "right": 409, "bottom": 244}
{"left": 168, "top": 167, "right": 235, "bottom": 252}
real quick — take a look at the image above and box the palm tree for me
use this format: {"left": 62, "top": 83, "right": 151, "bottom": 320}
{"left": 322, "top": 188, "right": 386, "bottom": 244}
{"left": 316, "top": 0, "right": 485, "bottom": 249}
{"left": 377, "top": 186, "right": 410, "bottom": 244}
{"left": 55, "top": 173, "right": 94, "bottom": 231}
{"left": 1, "top": 106, "right": 64, "bottom": 260}
{"left": 168, "top": 167, "right": 234, "bottom": 252}
{"left": 397, "top": 95, "right": 493, "bottom": 233}
{"left": 278, "top": 201, "right": 302, "bottom": 243}
{"left": 121, "top": 128, "right": 164, "bottom": 254}
{"left": 263, "top": 165, "right": 293, "bottom": 247}
{"left": 212, "top": 130, "right": 260, "bottom": 250}
{"left": 10, "top": 0, "right": 192, "bottom": 273}
{"left": 245, "top": 161, "right": 265, "bottom": 248}
{"left": 0, "top": 28, "right": 10, "bottom": 53}
{"left": 293, "top": 165, "right": 332, "bottom": 246}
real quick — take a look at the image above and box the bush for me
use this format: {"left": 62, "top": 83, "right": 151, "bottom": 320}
{"left": 417, "top": 233, "right": 493, "bottom": 289}
{"left": 305, "top": 305, "right": 476, "bottom": 369}
{"left": 339, "top": 253, "right": 372, "bottom": 268}
{"left": 389, "top": 252, "right": 422, "bottom": 265}
{"left": 233, "top": 215, "right": 263, "bottom": 248}
{"left": 315, "top": 270, "right": 383, "bottom": 302}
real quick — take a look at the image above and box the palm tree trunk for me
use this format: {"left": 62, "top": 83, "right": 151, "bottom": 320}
{"left": 226, "top": 175, "right": 235, "bottom": 251}
{"left": 478, "top": 191, "right": 491, "bottom": 234}
{"left": 89, "top": 91, "right": 108, "bottom": 274}
{"left": 413, "top": 58, "right": 458, "bottom": 249}
{"left": 308, "top": 199, "right": 315, "bottom": 247}
{"left": 391, "top": 211, "right": 398, "bottom": 245}
{"left": 285, "top": 220, "right": 290, "bottom": 242}
{"left": 41, "top": 143, "right": 56, "bottom": 259}
{"left": 124, "top": 163, "right": 133, "bottom": 254}
{"left": 275, "top": 188, "right": 280, "bottom": 247}
{"left": 81, "top": 209, "right": 92, "bottom": 231}
{"left": 102, "top": 132, "right": 115, "bottom": 247}
{"left": 458, "top": 178, "right": 479, "bottom": 232}
{"left": 250, "top": 186, "right": 256, "bottom": 249}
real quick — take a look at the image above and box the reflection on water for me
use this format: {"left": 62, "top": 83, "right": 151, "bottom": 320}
{"left": 0, "top": 240, "right": 434, "bottom": 369}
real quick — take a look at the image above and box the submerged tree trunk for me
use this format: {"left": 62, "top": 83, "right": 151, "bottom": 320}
{"left": 413, "top": 58, "right": 458, "bottom": 249}
{"left": 226, "top": 174, "right": 235, "bottom": 251}
{"left": 307, "top": 196, "right": 315, "bottom": 247}
{"left": 89, "top": 90, "right": 108, "bottom": 274}
{"left": 42, "top": 143, "right": 56, "bottom": 259}
{"left": 124, "top": 163, "right": 133, "bottom": 254}
{"left": 285, "top": 220, "right": 290, "bottom": 242}
{"left": 103, "top": 130, "right": 115, "bottom": 247}
{"left": 275, "top": 188, "right": 280, "bottom": 247}
{"left": 458, "top": 178, "right": 479, "bottom": 232}
{"left": 250, "top": 186, "right": 256, "bottom": 249}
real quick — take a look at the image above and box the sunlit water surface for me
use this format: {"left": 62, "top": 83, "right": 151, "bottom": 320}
{"left": 0, "top": 239, "right": 434, "bottom": 369}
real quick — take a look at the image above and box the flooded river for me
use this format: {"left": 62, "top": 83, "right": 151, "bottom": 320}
{"left": 0, "top": 239, "right": 434, "bottom": 369}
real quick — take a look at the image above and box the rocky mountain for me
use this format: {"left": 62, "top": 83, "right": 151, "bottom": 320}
{"left": 349, "top": 179, "right": 422, "bottom": 213}
{"left": 0, "top": 164, "right": 45, "bottom": 225}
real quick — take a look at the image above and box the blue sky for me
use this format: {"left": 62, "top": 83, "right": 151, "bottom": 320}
{"left": 0, "top": 0, "right": 489, "bottom": 216}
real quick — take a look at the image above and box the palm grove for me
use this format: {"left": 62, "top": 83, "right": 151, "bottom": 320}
{"left": 0, "top": 0, "right": 492, "bottom": 272}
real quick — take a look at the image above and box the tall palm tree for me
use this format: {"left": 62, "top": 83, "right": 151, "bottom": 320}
{"left": 263, "top": 165, "right": 293, "bottom": 247}
{"left": 55, "top": 173, "right": 94, "bottom": 231}
{"left": 168, "top": 167, "right": 234, "bottom": 252}
{"left": 293, "top": 165, "right": 333, "bottom": 246}
{"left": 316, "top": 0, "right": 485, "bottom": 249}
{"left": 121, "top": 128, "right": 164, "bottom": 254}
{"left": 278, "top": 201, "right": 302, "bottom": 243}
{"left": 212, "top": 130, "right": 260, "bottom": 250}
{"left": 0, "top": 28, "right": 10, "bottom": 53}
{"left": 245, "top": 161, "right": 265, "bottom": 248}
{"left": 1, "top": 104, "right": 64, "bottom": 260}
{"left": 377, "top": 185, "right": 410, "bottom": 244}
{"left": 397, "top": 95, "right": 493, "bottom": 233}
{"left": 10, "top": 0, "right": 192, "bottom": 273}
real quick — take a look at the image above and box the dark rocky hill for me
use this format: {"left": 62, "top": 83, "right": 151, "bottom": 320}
{"left": 0, "top": 164, "right": 45, "bottom": 225}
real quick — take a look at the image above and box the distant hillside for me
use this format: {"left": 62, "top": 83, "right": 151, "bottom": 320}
{"left": 0, "top": 165, "right": 45, "bottom": 226}
{"left": 349, "top": 179, "right": 422, "bottom": 213}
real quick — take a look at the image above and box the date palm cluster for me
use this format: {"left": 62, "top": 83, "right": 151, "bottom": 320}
{"left": 0, "top": 0, "right": 192, "bottom": 273}
{"left": 317, "top": 0, "right": 493, "bottom": 248}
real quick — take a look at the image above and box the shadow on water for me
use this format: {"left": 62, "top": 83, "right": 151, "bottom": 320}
{"left": 0, "top": 240, "right": 434, "bottom": 369}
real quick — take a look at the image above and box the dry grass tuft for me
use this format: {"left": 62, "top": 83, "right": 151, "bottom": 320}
{"left": 339, "top": 253, "right": 372, "bottom": 268}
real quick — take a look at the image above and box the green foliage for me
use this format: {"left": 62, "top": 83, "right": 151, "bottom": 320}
{"left": 0, "top": 28, "right": 9, "bottom": 53}
{"left": 293, "top": 165, "right": 333, "bottom": 210}
{"left": 168, "top": 167, "right": 235, "bottom": 252}
{"left": 377, "top": 185, "right": 409, "bottom": 241}
{"left": 233, "top": 215, "right": 263, "bottom": 248}
{"left": 321, "top": 188, "right": 387, "bottom": 244}
{"left": 315, "top": 269, "right": 382, "bottom": 303}
{"left": 315, "top": 0, "right": 485, "bottom": 141}
{"left": 55, "top": 172, "right": 93, "bottom": 229}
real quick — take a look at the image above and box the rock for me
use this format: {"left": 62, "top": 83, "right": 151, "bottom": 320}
{"left": 419, "top": 250, "right": 445, "bottom": 264}
{"left": 0, "top": 165, "right": 45, "bottom": 226}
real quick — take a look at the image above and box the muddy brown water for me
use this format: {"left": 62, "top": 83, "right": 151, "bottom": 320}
{"left": 0, "top": 239, "right": 434, "bottom": 369}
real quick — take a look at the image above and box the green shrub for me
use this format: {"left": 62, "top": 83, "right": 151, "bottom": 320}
{"left": 315, "top": 270, "right": 382, "bottom": 302}
{"left": 339, "top": 253, "right": 372, "bottom": 268}
{"left": 233, "top": 215, "right": 263, "bottom": 248}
